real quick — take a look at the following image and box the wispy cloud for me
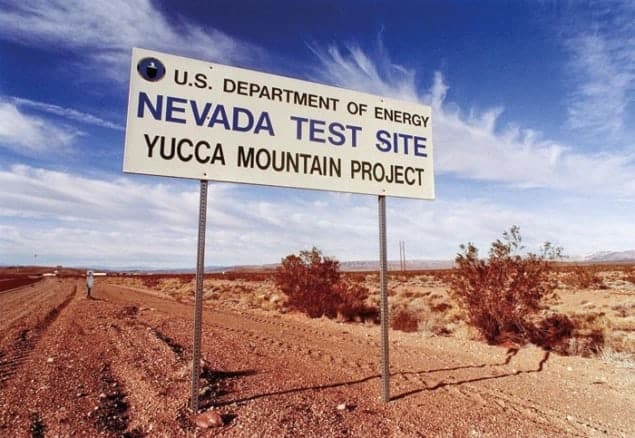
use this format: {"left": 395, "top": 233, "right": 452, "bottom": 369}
{"left": 0, "top": 100, "right": 82, "bottom": 154}
{"left": 9, "top": 97, "right": 124, "bottom": 131}
{"left": 313, "top": 45, "right": 635, "bottom": 196}
{"left": 0, "top": 164, "right": 525, "bottom": 266}
{"left": 2, "top": 165, "right": 633, "bottom": 267}
{"left": 308, "top": 44, "right": 419, "bottom": 102}
{"left": 563, "top": 1, "right": 635, "bottom": 139}
{"left": 0, "top": 0, "right": 265, "bottom": 80}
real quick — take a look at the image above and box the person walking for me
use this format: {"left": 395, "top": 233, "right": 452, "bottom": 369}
{"left": 86, "top": 270, "right": 94, "bottom": 298}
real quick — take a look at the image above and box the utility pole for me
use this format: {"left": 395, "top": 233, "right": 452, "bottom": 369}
{"left": 399, "top": 240, "right": 406, "bottom": 272}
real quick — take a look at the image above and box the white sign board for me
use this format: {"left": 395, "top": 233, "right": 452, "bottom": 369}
{"left": 124, "top": 48, "right": 434, "bottom": 199}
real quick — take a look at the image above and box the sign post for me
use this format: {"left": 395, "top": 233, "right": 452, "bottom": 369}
{"left": 378, "top": 195, "right": 390, "bottom": 402}
{"left": 123, "top": 48, "right": 434, "bottom": 407}
{"left": 190, "top": 180, "right": 208, "bottom": 413}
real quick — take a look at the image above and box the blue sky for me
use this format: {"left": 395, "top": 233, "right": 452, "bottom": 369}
{"left": 1, "top": 0, "right": 634, "bottom": 268}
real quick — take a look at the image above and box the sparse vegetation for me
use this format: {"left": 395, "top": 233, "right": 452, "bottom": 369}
{"left": 274, "top": 247, "right": 378, "bottom": 321}
{"left": 104, "top": 250, "right": 631, "bottom": 360}
{"left": 450, "top": 226, "right": 566, "bottom": 346}
{"left": 390, "top": 308, "right": 420, "bottom": 332}
{"left": 560, "top": 265, "right": 606, "bottom": 289}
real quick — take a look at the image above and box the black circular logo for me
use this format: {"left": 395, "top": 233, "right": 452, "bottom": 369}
{"left": 137, "top": 57, "right": 166, "bottom": 82}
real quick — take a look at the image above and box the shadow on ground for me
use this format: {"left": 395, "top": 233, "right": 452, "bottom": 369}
{"left": 214, "top": 348, "right": 550, "bottom": 405}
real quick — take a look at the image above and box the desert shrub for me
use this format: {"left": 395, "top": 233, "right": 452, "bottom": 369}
{"left": 391, "top": 308, "right": 420, "bottom": 332}
{"left": 528, "top": 314, "right": 575, "bottom": 353}
{"left": 430, "top": 301, "right": 452, "bottom": 313}
{"left": 141, "top": 275, "right": 161, "bottom": 288}
{"left": 216, "top": 271, "right": 272, "bottom": 282}
{"left": 561, "top": 265, "right": 606, "bottom": 289}
{"left": 450, "top": 226, "right": 563, "bottom": 345}
{"left": 566, "top": 329, "right": 605, "bottom": 357}
{"left": 275, "top": 247, "right": 377, "bottom": 321}
{"left": 335, "top": 282, "right": 379, "bottom": 322}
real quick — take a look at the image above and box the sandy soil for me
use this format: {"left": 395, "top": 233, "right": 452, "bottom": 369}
{"left": 1, "top": 277, "right": 634, "bottom": 437}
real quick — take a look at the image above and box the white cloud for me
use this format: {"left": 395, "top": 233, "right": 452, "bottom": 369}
{"left": 308, "top": 44, "right": 419, "bottom": 102}
{"left": 564, "top": 1, "right": 635, "bottom": 138}
{"left": 312, "top": 46, "right": 635, "bottom": 197}
{"left": 9, "top": 97, "right": 124, "bottom": 131}
{"left": 2, "top": 165, "right": 634, "bottom": 268}
{"left": 0, "top": 100, "right": 81, "bottom": 154}
{"left": 0, "top": 0, "right": 265, "bottom": 80}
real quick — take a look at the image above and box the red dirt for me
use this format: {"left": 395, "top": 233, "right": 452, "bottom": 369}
{"left": 0, "top": 278, "right": 633, "bottom": 436}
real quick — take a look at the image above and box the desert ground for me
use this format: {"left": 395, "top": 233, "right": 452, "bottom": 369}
{"left": 0, "top": 267, "right": 633, "bottom": 437}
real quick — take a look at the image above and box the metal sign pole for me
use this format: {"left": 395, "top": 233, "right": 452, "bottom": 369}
{"left": 378, "top": 195, "right": 390, "bottom": 402}
{"left": 190, "top": 180, "right": 208, "bottom": 413}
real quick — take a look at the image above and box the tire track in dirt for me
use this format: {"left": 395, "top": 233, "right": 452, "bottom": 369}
{"left": 202, "top": 310, "right": 625, "bottom": 436}
{"left": 203, "top": 319, "right": 377, "bottom": 378}
{"left": 100, "top": 284, "right": 633, "bottom": 436}
{"left": 210, "top": 309, "right": 383, "bottom": 374}
{"left": 0, "top": 285, "right": 76, "bottom": 387}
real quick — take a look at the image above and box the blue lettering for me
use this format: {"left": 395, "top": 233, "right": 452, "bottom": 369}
{"left": 208, "top": 105, "right": 230, "bottom": 129}
{"left": 233, "top": 107, "right": 254, "bottom": 132}
{"left": 254, "top": 112, "right": 275, "bottom": 136}
{"left": 137, "top": 92, "right": 162, "bottom": 119}
{"left": 375, "top": 130, "right": 392, "bottom": 152}
{"left": 348, "top": 125, "right": 361, "bottom": 147}
{"left": 398, "top": 133, "right": 411, "bottom": 154}
{"left": 309, "top": 119, "right": 326, "bottom": 143}
{"left": 137, "top": 94, "right": 275, "bottom": 135}
{"left": 191, "top": 101, "right": 213, "bottom": 126}
{"left": 414, "top": 136, "right": 427, "bottom": 157}
{"left": 166, "top": 96, "right": 187, "bottom": 124}
{"left": 328, "top": 122, "right": 346, "bottom": 146}
{"left": 290, "top": 116, "right": 308, "bottom": 140}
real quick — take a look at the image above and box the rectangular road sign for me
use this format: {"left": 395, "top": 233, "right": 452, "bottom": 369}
{"left": 124, "top": 48, "right": 434, "bottom": 199}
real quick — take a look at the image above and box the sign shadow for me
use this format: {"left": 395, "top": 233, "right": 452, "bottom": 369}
{"left": 212, "top": 348, "right": 548, "bottom": 406}
{"left": 391, "top": 349, "right": 550, "bottom": 401}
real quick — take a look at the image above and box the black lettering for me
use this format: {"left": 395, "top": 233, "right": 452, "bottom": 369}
{"left": 287, "top": 152, "right": 299, "bottom": 173}
{"left": 210, "top": 143, "right": 225, "bottom": 165}
{"left": 394, "top": 165, "right": 404, "bottom": 184}
{"left": 271, "top": 87, "right": 282, "bottom": 101}
{"left": 329, "top": 157, "right": 341, "bottom": 177}
{"left": 361, "top": 161, "right": 372, "bottom": 181}
{"left": 417, "top": 168, "right": 425, "bottom": 185}
{"left": 294, "top": 92, "right": 307, "bottom": 106}
{"left": 351, "top": 160, "right": 361, "bottom": 178}
{"left": 272, "top": 150, "right": 285, "bottom": 172}
{"left": 256, "top": 148, "right": 271, "bottom": 169}
{"left": 160, "top": 137, "right": 175, "bottom": 160}
{"left": 237, "top": 145, "right": 255, "bottom": 168}
{"left": 404, "top": 167, "right": 415, "bottom": 185}
{"left": 174, "top": 69, "right": 188, "bottom": 85}
{"left": 194, "top": 73, "right": 208, "bottom": 88}
{"left": 145, "top": 134, "right": 160, "bottom": 157}
{"left": 223, "top": 78, "right": 236, "bottom": 93}
{"left": 310, "top": 155, "right": 323, "bottom": 175}
{"left": 177, "top": 138, "right": 193, "bottom": 161}
{"left": 195, "top": 141, "right": 210, "bottom": 163}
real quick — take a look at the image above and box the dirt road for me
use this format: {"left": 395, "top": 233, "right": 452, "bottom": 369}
{"left": 0, "top": 278, "right": 633, "bottom": 436}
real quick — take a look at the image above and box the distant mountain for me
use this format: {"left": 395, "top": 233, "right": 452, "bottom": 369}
{"left": 584, "top": 250, "right": 635, "bottom": 263}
